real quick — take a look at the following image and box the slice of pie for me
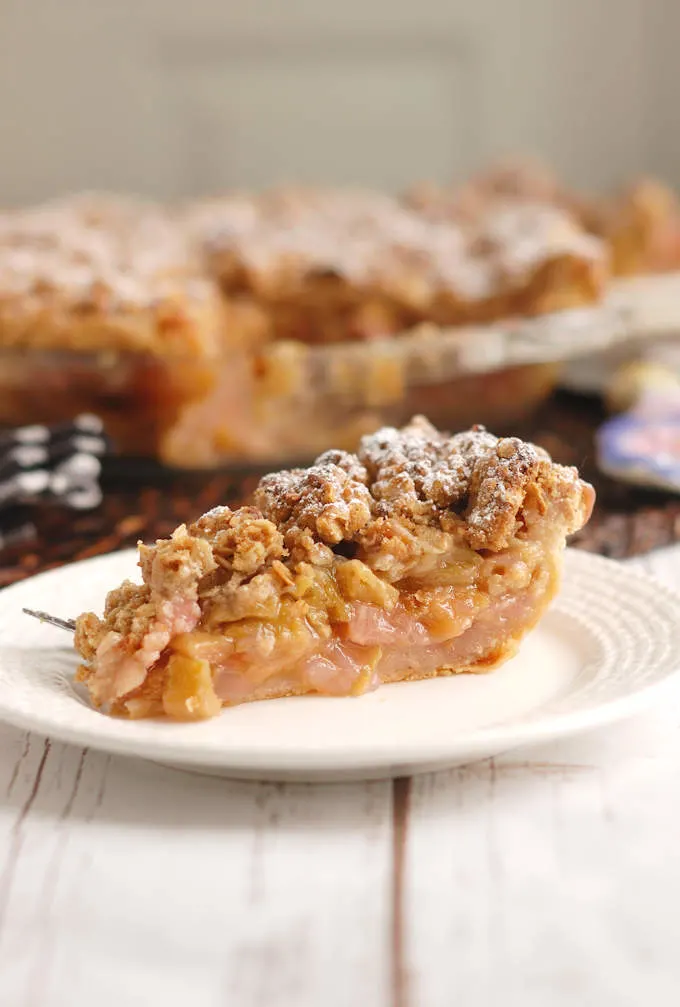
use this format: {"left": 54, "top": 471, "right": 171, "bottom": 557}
{"left": 74, "top": 416, "right": 595, "bottom": 720}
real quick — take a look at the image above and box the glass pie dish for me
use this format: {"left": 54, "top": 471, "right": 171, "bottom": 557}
{"left": 1, "top": 187, "right": 678, "bottom": 470}
{"left": 0, "top": 187, "right": 620, "bottom": 470}
{"left": 0, "top": 301, "right": 632, "bottom": 470}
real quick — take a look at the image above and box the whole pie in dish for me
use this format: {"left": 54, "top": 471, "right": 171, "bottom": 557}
{"left": 74, "top": 417, "right": 595, "bottom": 720}
{"left": 0, "top": 190, "right": 600, "bottom": 467}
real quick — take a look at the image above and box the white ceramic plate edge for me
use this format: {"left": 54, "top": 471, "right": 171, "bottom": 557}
{"left": 0, "top": 549, "right": 678, "bottom": 781}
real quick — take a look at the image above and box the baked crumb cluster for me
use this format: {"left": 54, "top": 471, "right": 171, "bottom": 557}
{"left": 75, "top": 416, "right": 594, "bottom": 676}
{"left": 406, "top": 159, "right": 680, "bottom": 278}
{"left": 253, "top": 415, "right": 589, "bottom": 556}
{"left": 0, "top": 194, "right": 222, "bottom": 356}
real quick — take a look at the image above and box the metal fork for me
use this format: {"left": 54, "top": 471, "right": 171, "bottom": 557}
{"left": 23, "top": 608, "right": 76, "bottom": 633}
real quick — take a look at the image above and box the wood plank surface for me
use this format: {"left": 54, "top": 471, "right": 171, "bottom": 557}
{"left": 0, "top": 736, "right": 393, "bottom": 1007}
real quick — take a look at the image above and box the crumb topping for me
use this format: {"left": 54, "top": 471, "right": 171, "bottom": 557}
{"left": 138, "top": 524, "right": 216, "bottom": 597}
{"left": 74, "top": 580, "right": 155, "bottom": 661}
{"left": 189, "top": 187, "right": 604, "bottom": 303}
{"left": 255, "top": 463, "right": 374, "bottom": 546}
{"left": 357, "top": 416, "right": 498, "bottom": 510}
{"left": 190, "top": 505, "right": 285, "bottom": 575}
{"left": 0, "top": 184, "right": 606, "bottom": 357}
{"left": 250, "top": 414, "right": 590, "bottom": 561}
{"left": 0, "top": 196, "right": 198, "bottom": 297}
{"left": 0, "top": 195, "right": 223, "bottom": 355}
{"left": 405, "top": 158, "right": 565, "bottom": 223}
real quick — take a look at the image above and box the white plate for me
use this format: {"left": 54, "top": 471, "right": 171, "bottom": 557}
{"left": 0, "top": 549, "right": 678, "bottom": 781}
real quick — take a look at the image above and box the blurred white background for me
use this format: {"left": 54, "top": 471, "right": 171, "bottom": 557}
{"left": 0, "top": 0, "right": 677, "bottom": 203}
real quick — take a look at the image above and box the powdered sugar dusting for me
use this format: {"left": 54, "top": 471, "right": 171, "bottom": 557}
{"left": 357, "top": 416, "right": 499, "bottom": 509}
{"left": 0, "top": 195, "right": 208, "bottom": 310}
{"left": 253, "top": 414, "right": 591, "bottom": 554}
{"left": 254, "top": 459, "right": 374, "bottom": 548}
{"left": 189, "top": 187, "right": 604, "bottom": 303}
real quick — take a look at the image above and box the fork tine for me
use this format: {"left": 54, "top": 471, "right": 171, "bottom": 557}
{"left": 22, "top": 608, "right": 76, "bottom": 633}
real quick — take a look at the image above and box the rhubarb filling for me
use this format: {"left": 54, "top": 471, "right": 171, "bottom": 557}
{"left": 178, "top": 577, "right": 549, "bottom": 707}
{"left": 80, "top": 538, "right": 565, "bottom": 720}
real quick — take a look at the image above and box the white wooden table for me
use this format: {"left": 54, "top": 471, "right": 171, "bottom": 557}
{"left": 0, "top": 547, "right": 678, "bottom": 1007}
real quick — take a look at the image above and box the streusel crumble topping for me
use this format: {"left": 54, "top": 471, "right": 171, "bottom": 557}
{"left": 252, "top": 415, "right": 586, "bottom": 557}
{"left": 0, "top": 194, "right": 224, "bottom": 356}
{"left": 190, "top": 188, "right": 603, "bottom": 304}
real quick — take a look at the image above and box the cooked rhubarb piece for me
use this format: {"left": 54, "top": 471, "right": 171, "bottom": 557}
{"left": 74, "top": 416, "right": 594, "bottom": 719}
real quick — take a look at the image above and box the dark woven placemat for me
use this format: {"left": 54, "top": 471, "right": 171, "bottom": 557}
{"left": 513, "top": 392, "right": 680, "bottom": 558}
{"left": 1, "top": 391, "right": 678, "bottom": 587}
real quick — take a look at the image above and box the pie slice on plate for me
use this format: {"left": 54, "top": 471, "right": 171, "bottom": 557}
{"left": 74, "top": 416, "right": 595, "bottom": 720}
